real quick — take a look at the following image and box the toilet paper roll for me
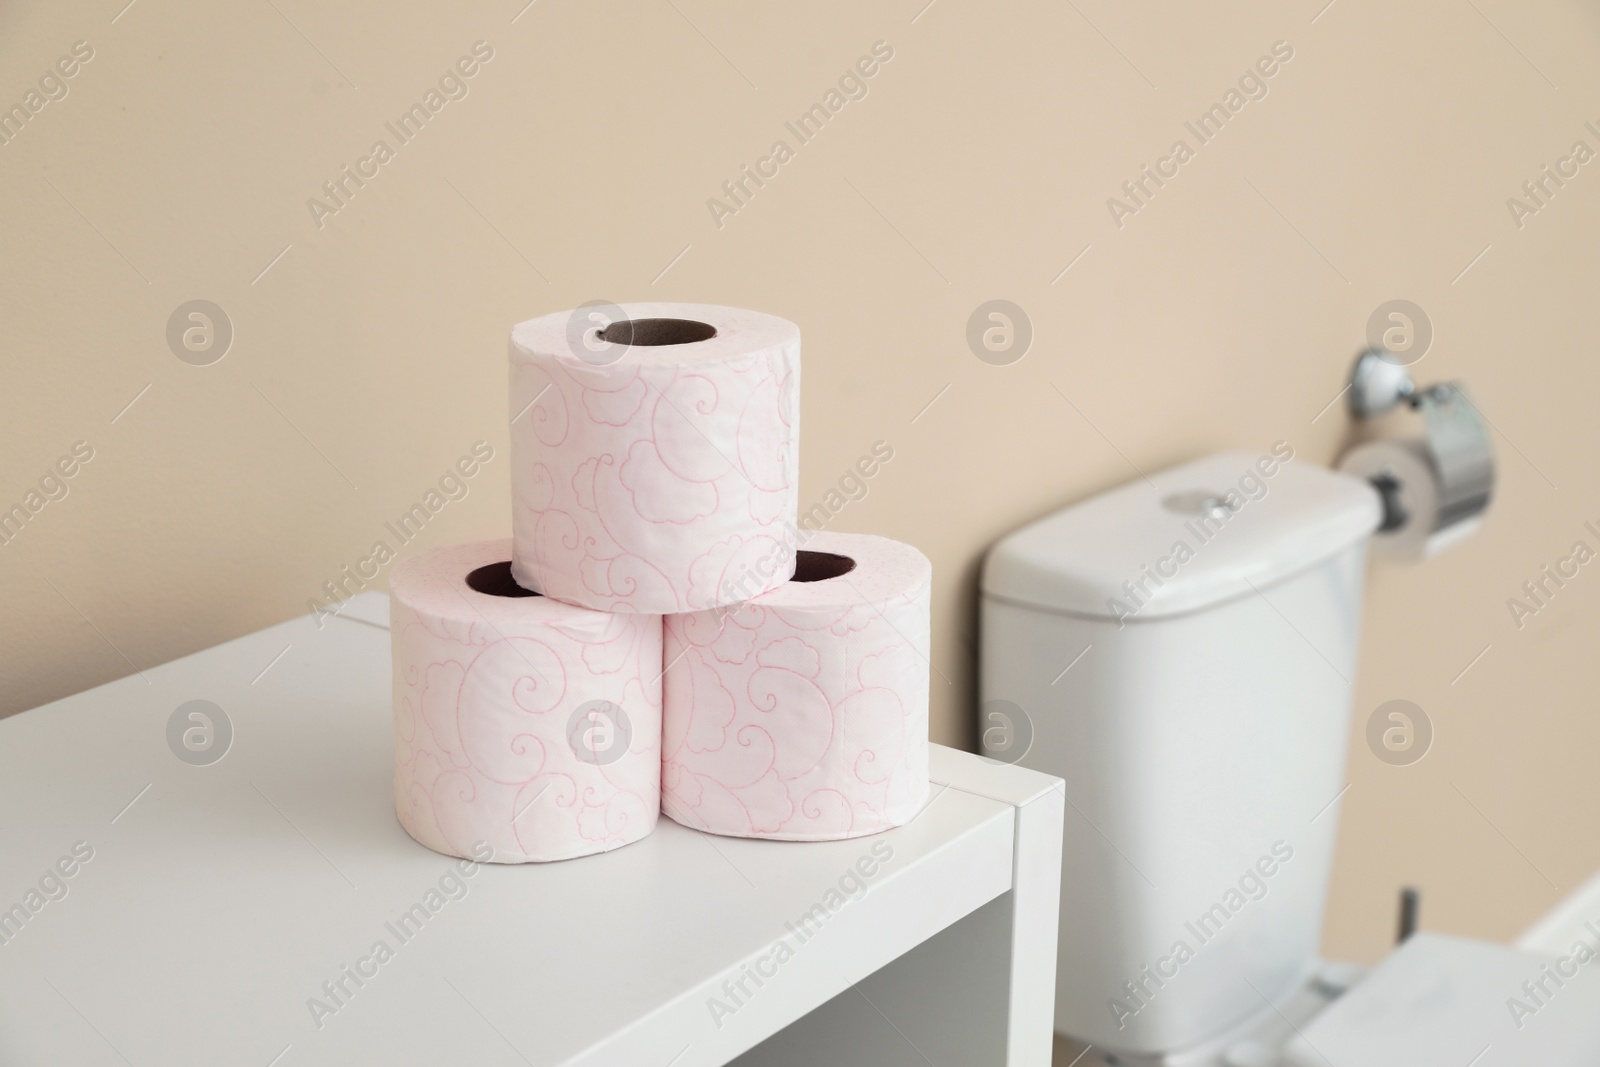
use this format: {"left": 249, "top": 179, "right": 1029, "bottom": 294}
{"left": 1338, "top": 439, "right": 1483, "bottom": 563}
{"left": 389, "top": 540, "right": 662, "bottom": 862}
{"left": 662, "top": 531, "right": 932, "bottom": 841}
{"left": 509, "top": 303, "right": 801, "bottom": 614}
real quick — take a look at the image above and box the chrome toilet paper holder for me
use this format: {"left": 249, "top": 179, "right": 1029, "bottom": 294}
{"left": 1345, "top": 348, "right": 1495, "bottom": 534}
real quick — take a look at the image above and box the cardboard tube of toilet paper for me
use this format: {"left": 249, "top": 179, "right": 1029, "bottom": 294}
{"left": 662, "top": 531, "right": 932, "bottom": 840}
{"left": 1338, "top": 439, "right": 1482, "bottom": 563}
{"left": 390, "top": 540, "right": 662, "bottom": 862}
{"left": 509, "top": 303, "right": 801, "bottom": 614}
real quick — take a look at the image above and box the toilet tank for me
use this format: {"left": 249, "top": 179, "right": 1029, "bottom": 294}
{"left": 980, "top": 448, "right": 1381, "bottom": 1056}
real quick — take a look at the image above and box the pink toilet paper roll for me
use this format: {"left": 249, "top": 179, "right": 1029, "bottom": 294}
{"left": 509, "top": 303, "right": 800, "bottom": 614}
{"left": 662, "top": 531, "right": 932, "bottom": 840}
{"left": 390, "top": 540, "right": 662, "bottom": 862}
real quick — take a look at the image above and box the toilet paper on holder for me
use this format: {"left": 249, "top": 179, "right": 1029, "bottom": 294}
{"left": 1338, "top": 350, "right": 1494, "bottom": 563}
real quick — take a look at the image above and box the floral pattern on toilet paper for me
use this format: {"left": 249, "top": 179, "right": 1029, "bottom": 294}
{"left": 661, "top": 561, "right": 931, "bottom": 841}
{"left": 390, "top": 549, "right": 662, "bottom": 863}
{"left": 509, "top": 307, "right": 800, "bottom": 614}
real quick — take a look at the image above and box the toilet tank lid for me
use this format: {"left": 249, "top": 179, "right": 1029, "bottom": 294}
{"left": 982, "top": 448, "right": 1382, "bottom": 620}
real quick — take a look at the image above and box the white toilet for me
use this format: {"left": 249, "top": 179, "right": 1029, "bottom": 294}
{"left": 979, "top": 449, "right": 1600, "bottom": 1065}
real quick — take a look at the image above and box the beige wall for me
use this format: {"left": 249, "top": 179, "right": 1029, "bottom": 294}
{"left": 4, "top": 0, "right": 1598, "bottom": 966}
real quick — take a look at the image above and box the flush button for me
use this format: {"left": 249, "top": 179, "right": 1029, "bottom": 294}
{"left": 1162, "top": 490, "right": 1232, "bottom": 518}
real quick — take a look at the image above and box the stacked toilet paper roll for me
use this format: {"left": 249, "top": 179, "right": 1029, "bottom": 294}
{"left": 661, "top": 532, "right": 933, "bottom": 840}
{"left": 388, "top": 303, "right": 932, "bottom": 862}
{"left": 508, "top": 303, "right": 801, "bottom": 614}
{"left": 390, "top": 540, "right": 662, "bottom": 862}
